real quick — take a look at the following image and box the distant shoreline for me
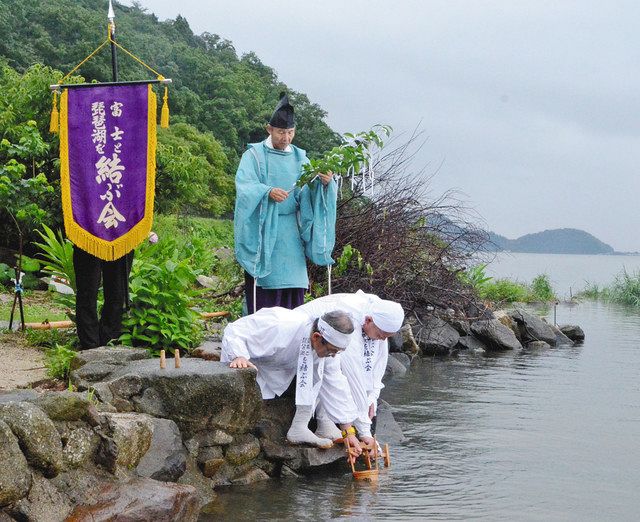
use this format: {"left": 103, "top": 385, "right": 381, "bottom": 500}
{"left": 495, "top": 251, "right": 640, "bottom": 256}
{"left": 488, "top": 228, "right": 626, "bottom": 255}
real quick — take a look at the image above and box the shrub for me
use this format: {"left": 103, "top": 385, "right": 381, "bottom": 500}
{"left": 579, "top": 282, "right": 605, "bottom": 299}
{"left": 33, "top": 224, "right": 76, "bottom": 315}
{"left": 530, "top": 274, "right": 556, "bottom": 301}
{"left": 34, "top": 224, "right": 76, "bottom": 291}
{"left": 44, "top": 343, "right": 77, "bottom": 380}
{"left": 120, "top": 239, "right": 204, "bottom": 355}
{"left": 0, "top": 262, "right": 11, "bottom": 285}
{"left": 458, "top": 264, "right": 493, "bottom": 291}
{"left": 479, "top": 279, "right": 530, "bottom": 303}
{"left": 607, "top": 269, "right": 640, "bottom": 307}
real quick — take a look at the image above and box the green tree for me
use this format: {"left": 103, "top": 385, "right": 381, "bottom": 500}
{"left": 155, "top": 123, "right": 234, "bottom": 216}
{"left": 0, "top": 0, "right": 340, "bottom": 158}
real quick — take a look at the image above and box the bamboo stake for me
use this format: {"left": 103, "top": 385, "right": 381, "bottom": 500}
{"left": 175, "top": 349, "right": 181, "bottom": 368}
{"left": 160, "top": 350, "right": 166, "bottom": 369}
{"left": 23, "top": 320, "right": 74, "bottom": 330}
{"left": 200, "top": 311, "right": 230, "bottom": 319}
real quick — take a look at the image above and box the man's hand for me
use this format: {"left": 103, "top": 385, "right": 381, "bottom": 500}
{"left": 269, "top": 188, "right": 289, "bottom": 202}
{"left": 359, "top": 435, "right": 376, "bottom": 457}
{"left": 318, "top": 172, "right": 333, "bottom": 186}
{"left": 368, "top": 403, "right": 375, "bottom": 420}
{"left": 229, "top": 357, "right": 257, "bottom": 370}
{"left": 346, "top": 434, "right": 362, "bottom": 464}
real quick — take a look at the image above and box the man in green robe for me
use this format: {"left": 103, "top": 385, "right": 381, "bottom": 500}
{"left": 234, "top": 93, "right": 337, "bottom": 313}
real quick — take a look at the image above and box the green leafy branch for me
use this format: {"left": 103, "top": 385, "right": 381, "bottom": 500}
{"left": 296, "top": 125, "right": 392, "bottom": 188}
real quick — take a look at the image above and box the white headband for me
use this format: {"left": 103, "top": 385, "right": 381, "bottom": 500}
{"left": 368, "top": 299, "right": 404, "bottom": 333}
{"left": 317, "top": 317, "right": 351, "bottom": 350}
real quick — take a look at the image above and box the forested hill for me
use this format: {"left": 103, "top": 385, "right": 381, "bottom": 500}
{"left": 0, "top": 0, "right": 339, "bottom": 159}
{"left": 488, "top": 228, "right": 615, "bottom": 254}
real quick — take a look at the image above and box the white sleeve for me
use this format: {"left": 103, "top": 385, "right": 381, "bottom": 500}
{"left": 340, "top": 344, "right": 371, "bottom": 418}
{"left": 353, "top": 415, "right": 372, "bottom": 438}
{"left": 221, "top": 308, "right": 297, "bottom": 362}
{"left": 367, "top": 339, "right": 389, "bottom": 415}
{"left": 317, "top": 355, "right": 359, "bottom": 425}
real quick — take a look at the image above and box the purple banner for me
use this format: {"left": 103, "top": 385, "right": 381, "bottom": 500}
{"left": 66, "top": 84, "right": 150, "bottom": 241}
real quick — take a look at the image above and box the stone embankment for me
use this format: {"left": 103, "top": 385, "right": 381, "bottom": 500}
{"left": 0, "top": 346, "right": 404, "bottom": 521}
{"left": 0, "top": 308, "right": 581, "bottom": 521}
{"left": 389, "top": 307, "right": 584, "bottom": 358}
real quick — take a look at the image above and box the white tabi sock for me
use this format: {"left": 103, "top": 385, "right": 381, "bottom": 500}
{"left": 287, "top": 405, "right": 333, "bottom": 448}
{"left": 314, "top": 406, "right": 343, "bottom": 441}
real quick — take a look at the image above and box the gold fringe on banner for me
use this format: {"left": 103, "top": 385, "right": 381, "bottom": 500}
{"left": 160, "top": 85, "right": 169, "bottom": 128}
{"left": 49, "top": 91, "right": 59, "bottom": 134}
{"left": 59, "top": 85, "right": 157, "bottom": 261}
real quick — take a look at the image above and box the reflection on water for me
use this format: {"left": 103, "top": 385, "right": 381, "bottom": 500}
{"left": 203, "top": 302, "right": 640, "bottom": 521}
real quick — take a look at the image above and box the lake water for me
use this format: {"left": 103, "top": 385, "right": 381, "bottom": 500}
{"left": 486, "top": 252, "right": 640, "bottom": 299}
{"left": 204, "top": 254, "right": 640, "bottom": 521}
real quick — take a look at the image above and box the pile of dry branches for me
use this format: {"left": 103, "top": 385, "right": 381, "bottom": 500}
{"left": 309, "top": 131, "right": 491, "bottom": 321}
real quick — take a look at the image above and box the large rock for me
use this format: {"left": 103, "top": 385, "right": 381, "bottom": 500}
{"left": 374, "top": 400, "right": 405, "bottom": 443}
{"left": 177, "top": 457, "right": 217, "bottom": 508}
{"left": 0, "top": 420, "right": 31, "bottom": 506}
{"left": 413, "top": 316, "right": 460, "bottom": 356}
{"left": 136, "top": 418, "right": 187, "bottom": 482}
{"left": 0, "top": 402, "right": 63, "bottom": 477}
{"left": 383, "top": 355, "right": 407, "bottom": 382}
{"left": 455, "top": 335, "right": 489, "bottom": 352}
{"left": 388, "top": 324, "right": 420, "bottom": 356}
{"left": 197, "top": 446, "right": 225, "bottom": 478}
{"left": 96, "top": 412, "right": 153, "bottom": 473}
{"left": 192, "top": 340, "right": 222, "bottom": 361}
{"left": 231, "top": 467, "right": 270, "bottom": 485}
{"left": 509, "top": 309, "right": 557, "bottom": 345}
{"left": 71, "top": 346, "right": 151, "bottom": 369}
{"left": 0, "top": 389, "right": 39, "bottom": 404}
{"left": 257, "top": 392, "right": 346, "bottom": 472}
{"left": 65, "top": 478, "right": 199, "bottom": 522}
{"left": 284, "top": 446, "right": 347, "bottom": 471}
{"left": 526, "top": 341, "right": 551, "bottom": 350}
{"left": 551, "top": 325, "right": 574, "bottom": 346}
{"left": 387, "top": 330, "right": 404, "bottom": 353}
{"left": 224, "top": 434, "right": 261, "bottom": 466}
{"left": 493, "top": 310, "right": 519, "bottom": 337}
{"left": 470, "top": 320, "right": 523, "bottom": 351}
{"left": 75, "top": 359, "right": 263, "bottom": 439}
{"left": 60, "top": 426, "right": 100, "bottom": 469}
{"left": 559, "top": 324, "right": 585, "bottom": 343}
{"left": 196, "top": 429, "right": 233, "bottom": 447}
{"left": 70, "top": 347, "right": 151, "bottom": 389}
{"left": 9, "top": 474, "right": 73, "bottom": 522}
{"left": 30, "top": 391, "right": 93, "bottom": 422}
{"left": 389, "top": 352, "right": 411, "bottom": 369}
{"left": 440, "top": 312, "right": 472, "bottom": 336}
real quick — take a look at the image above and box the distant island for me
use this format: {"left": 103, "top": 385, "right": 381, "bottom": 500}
{"left": 487, "top": 228, "right": 619, "bottom": 255}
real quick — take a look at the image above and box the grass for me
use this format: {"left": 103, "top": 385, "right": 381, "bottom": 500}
{"left": 461, "top": 265, "right": 558, "bottom": 304}
{"left": 0, "top": 289, "right": 69, "bottom": 323}
{"left": 580, "top": 269, "right": 640, "bottom": 307}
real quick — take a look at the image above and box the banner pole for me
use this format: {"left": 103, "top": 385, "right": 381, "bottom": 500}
{"left": 108, "top": 0, "right": 118, "bottom": 82}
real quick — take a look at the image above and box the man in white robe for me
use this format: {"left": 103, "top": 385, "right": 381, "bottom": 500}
{"left": 296, "top": 291, "right": 404, "bottom": 447}
{"left": 221, "top": 307, "right": 363, "bottom": 452}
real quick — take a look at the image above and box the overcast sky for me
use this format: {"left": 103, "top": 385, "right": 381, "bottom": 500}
{"left": 123, "top": 0, "right": 640, "bottom": 251}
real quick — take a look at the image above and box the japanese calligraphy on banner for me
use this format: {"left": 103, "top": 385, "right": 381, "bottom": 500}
{"left": 59, "top": 83, "right": 156, "bottom": 261}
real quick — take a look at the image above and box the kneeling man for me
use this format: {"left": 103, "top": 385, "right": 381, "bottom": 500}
{"left": 221, "top": 307, "right": 363, "bottom": 452}
{"left": 297, "top": 291, "right": 404, "bottom": 446}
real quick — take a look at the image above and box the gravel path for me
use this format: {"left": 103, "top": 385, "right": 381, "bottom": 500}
{"left": 0, "top": 335, "right": 47, "bottom": 390}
